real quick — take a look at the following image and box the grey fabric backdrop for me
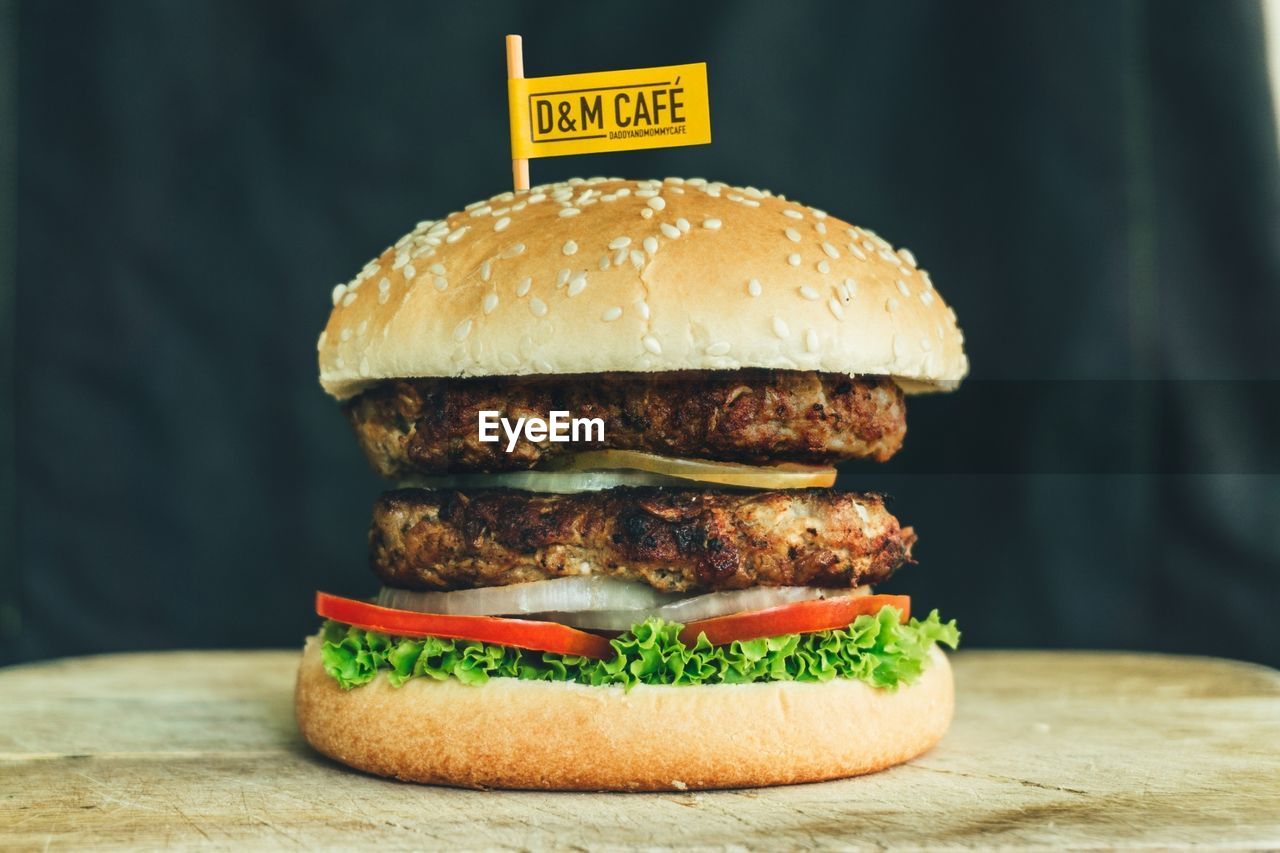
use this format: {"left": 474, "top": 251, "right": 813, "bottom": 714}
{"left": 3, "top": 0, "right": 1278, "bottom": 665}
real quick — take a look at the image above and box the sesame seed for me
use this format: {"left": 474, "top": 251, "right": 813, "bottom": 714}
{"left": 815, "top": 221, "right": 827, "bottom": 235}
{"left": 706, "top": 341, "right": 731, "bottom": 356}
{"left": 635, "top": 189, "right": 658, "bottom": 199}
{"left": 642, "top": 335, "right": 663, "bottom": 355}
{"left": 921, "top": 271, "right": 935, "bottom": 290}
{"left": 613, "top": 248, "right": 629, "bottom": 266}
{"left": 480, "top": 261, "right": 492, "bottom": 282}
{"left": 483, "top": 292, "right": 499, "bottom": 314}
{"left": 469, "top": 205, "right": 491, "bottom": 218}
{"left": 636, "top": 300, "right": 651, "bottom": 319}
{"left": 828, "top": 297, "right": 845, "bottom": 319}
{"left": 702, "top": 218, "right": 722, "bottom": 230}
{"left": 528, "top": 193, "right": 546, "bottom": 203}
{"left": 676, "top": 218, "right": 690, "bottom": 233}
{"left": 340, "top": 327, "right": 352, "bottom": 342}
{"left": 842, "top": 277, "right": 857, "bottom": 299}
{"left": 920, "top": 290, "right": 936, "bottom": 306}
{"left": 640, "top": 208, "right": 654, "bottom": 219}
{"left": 516, "top": 276, "right": 532, "bottom": 297}
{"left": 615, "top": 187, "right": 632, "bottom": 197}
{"left": 453, "top": 318, "right": 473, "bottom": 341}
{"left": 643, "top": 236, "right": 659, "bottom": 255}
{"left": 660, "top": 223, "right": 681, "bottom": 239}
{"left": 896, "top": 279, "right": 911, "bottom": 297}
{"left": 899, "top": 248, "right": 917, "bottom": 266}
{"left": 920, "top": 337, "right": 933, "bottom": 351}
{"left": 500, "top": 243, "right": 525, "bottom": 259}
{"left": 799, "top": 285, "right": 821, "bottom": 301}
{"left": 748, "top": 278, "right": 763, "bottom": 297}
{"left": 630, "top": 249, "right": 645, "bottom": 268}
{"left": 849, "top": 244, "right": 867, "bottom": 261}
{"left": 817, "top": 260, "right": 831, "bottom": 275}
{"left": 787, "top": 253, "right": 801, "bottom": 267}
{"left": 433, "top": 276, "right": 448, "bottom": 292}
{"left": 783, "top": 209, "right": 804, "bottom": 220}
{"left": 378, "top": 277, "right": 391, "bottom": 293}
{"left": 647, "top": 196, "right": 666, "bottom": 211}
{"left": 494, "top": 217, "right": 511, "bottom": 232}
{"left": 446, "top": 226, "right": 469, "bottom": 244}
{"left": 563, "top": 240, "right": 578, "bottom": 256}
{"left": 334, "top": 355, "right": 345, "bottom": 370}
{"left": 821, "top": 242, "right": 840, "bottom": 259}
{"left": 879, "top": 249, "right": 899, "bottom": 264}
{"left": 529, "top": 297, "right": 548, "bottom": 317}
{"left": 885, "top": 297, "right": 900, "bottom": 313}
{"left": 805, "top": 329, "right": 820, "bottom": 353}
{"left": 429, "top": 263, "right": 446, "bottom": 275}
{"left": 609, "top": 236, "right": 631, "bottom": 250}
{"left": 602, "top": 306, "right": 623, "bottom": 322}
{"left": 785, "top": 227, "right": 802, "bottom": 242}
{"left": 811, "top": 208, "right": 828, "bottom": 219}
{"left": 513, "top": 201, "right": 527, "bottom": 212}
{"left": 557, "top": 269, "right": 571, "bottom": 287}
{"left": 428, "top": 222, "right": 449, "bottom": 237}
{"left": 567, "top": 272, "right": 588, "bottom": 297}
{"left": 772, "top": 316, "right": 790, "bottom": 339}
{"left": 727, "top": 193, "right": 743, "bottom": 202}
{"left": 342, "top": 291, "right": 357, "bottom": 307}
{"left": 331, "top": 284, "right": 346, "bottom": 305}
{"left": 559, "top": 208, "right": 581, "bottom": 218}
{"left": 862, "top": 239, "right": 876, "bottom": 253}
{"left": 598, "top": 255, "right": 611, "bottom": 271}
{"left": 392, "top": 254, "right": 408, "bottom": 270}
{"left": 465, "top": 199, "right": 487, "bottom": 211}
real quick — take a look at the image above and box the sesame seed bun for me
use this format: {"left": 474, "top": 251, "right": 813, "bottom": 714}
{"left": 318, "top": 177, "right": 967, "bottom": 400}
{"left": 294, "top": 636, "right": 955, "bottom": 791}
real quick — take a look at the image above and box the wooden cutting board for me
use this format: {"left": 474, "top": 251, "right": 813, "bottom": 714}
{"left": 1, "top": 649, "right": 1278, "bottom": 850}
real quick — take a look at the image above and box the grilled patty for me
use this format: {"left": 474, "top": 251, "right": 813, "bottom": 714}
{"left": 370, "top": 487, "right": 915, "bottom": 593}
{"left": 346, "top": 370, "right": 906, "bottom": 477}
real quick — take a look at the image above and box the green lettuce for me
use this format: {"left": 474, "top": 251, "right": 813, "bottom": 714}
{"left": 319, "top": 606, "right": 959, "bottom": 692}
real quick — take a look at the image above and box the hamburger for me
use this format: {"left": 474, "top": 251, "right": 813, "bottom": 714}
{"left": 296, "top": 177, "right": 967, "bottom": 791}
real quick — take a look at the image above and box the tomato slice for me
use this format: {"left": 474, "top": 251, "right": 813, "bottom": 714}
{"left": 315, "top": 591, "right": 614, "bottom": 660}
{"left": 677, "top": 594, "right": 910, "bottom": 647}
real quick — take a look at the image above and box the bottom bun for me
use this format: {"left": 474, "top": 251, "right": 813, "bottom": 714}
{"left": 294, "top": 636, "right": 954, "bottom": 791}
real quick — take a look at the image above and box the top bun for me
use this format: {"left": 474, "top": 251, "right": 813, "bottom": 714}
{"left": 318, "top": 177, "right": 967, "bottom": 400}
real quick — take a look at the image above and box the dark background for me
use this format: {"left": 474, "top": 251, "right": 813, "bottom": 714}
{"left": 2, "top": 1, "right": 1278, "bottom": 667}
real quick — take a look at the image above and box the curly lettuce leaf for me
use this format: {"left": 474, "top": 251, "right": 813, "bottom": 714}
{"left": 319, "top": 607, "right": 959, "bottom": 692}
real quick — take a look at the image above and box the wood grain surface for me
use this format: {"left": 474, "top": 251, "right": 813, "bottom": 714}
{"left": 1, "top": 649, "right": 1278, "bottom": 850}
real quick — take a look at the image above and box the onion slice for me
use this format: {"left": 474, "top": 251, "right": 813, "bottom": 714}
{"left": 376, "top": 578, "right": 869, "bottom": 632}
{"left": 398, "top": 469, "right": 692, "bottom": 494}
{"left": 550, "top": 449, "right": 837, "bottom": 490}
{"left": 376, "top": 576, "right": 679, "bottom": 616}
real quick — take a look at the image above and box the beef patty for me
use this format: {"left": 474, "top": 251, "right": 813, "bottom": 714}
{"left": 370, "top": 487, "right": 915, "bottom": 593}
{"left": 346, "top": 370, "right": 907, "bottom": 477}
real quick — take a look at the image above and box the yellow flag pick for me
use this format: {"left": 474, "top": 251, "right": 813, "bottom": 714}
{"left": 505, "top": 35, "right": 711, "bottom": 190}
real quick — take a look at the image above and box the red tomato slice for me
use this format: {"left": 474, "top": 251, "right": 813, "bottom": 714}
{"left": 315, "top": 591, "right": 614, "bottom": 660}
{"left": 678, "top": 594, "right": 910, "bottom": 647}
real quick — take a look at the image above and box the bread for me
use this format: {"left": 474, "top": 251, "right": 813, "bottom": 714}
{"left": 317, "top": 177, "right": 967, "bottom": 400}
{"left": 294, "top": 636, "right": 955, "bottom": 791}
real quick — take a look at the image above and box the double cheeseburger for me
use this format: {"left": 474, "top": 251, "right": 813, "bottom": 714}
{"left": 296, "top": 177, "right": 967, "bottom": 790}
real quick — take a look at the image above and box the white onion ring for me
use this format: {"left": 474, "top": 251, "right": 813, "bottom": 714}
{"left": 376, "top": 576, "right": 678, "bottom": 616}
{"left": 397, "top": 470, "right": 687, "bottom": 494}
{"left": 375, "top": 578, "right": 869, "bottom": 630}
